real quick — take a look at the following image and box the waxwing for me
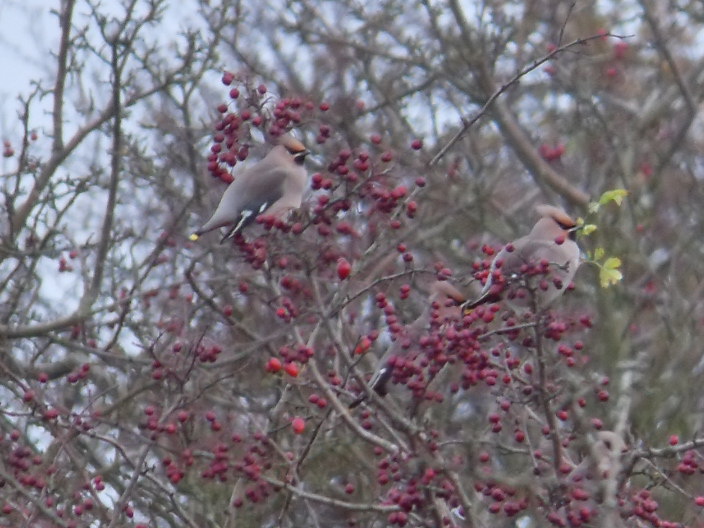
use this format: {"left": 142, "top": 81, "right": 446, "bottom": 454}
{"left": 190, "top": 134, "right": 308, "bottom": 242}
{"left": 591, "top": 430, "right": 626, "bottom": 479}
{"left": 466, "top": 204, "right": 580, "bottom": 311}
{"left": 350, "top": 281, "right": 466, "bottom": 408}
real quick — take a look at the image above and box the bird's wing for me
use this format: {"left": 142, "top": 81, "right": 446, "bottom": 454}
{"left": 467, "top": 238, "right": 574, "bottom": 308}
{"left": 507, "top": 239, "right": 575, "bottom": 273}
{"left": 219, "top": 166, "right": 287, "bottom": 241}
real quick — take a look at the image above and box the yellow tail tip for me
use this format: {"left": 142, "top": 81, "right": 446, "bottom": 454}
{"left": 189, "top": 233, "right": 199, "bottom": 241}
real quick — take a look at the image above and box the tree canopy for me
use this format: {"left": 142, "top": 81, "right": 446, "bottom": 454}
{"left": 2, "top": 1, "right": 704, "bottom": 527}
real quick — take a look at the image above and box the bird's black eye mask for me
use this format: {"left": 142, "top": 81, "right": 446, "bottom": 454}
{"left": 551, "top": 217, "right": 581, "bottom": 241}
{"left": 556, "top": 220, "right": 575, "bottom": 230}
{"left": 563, "top": 222, "right": 583, "bottom": 241}
{"left": 289, "top": 149, "right": 309, "bottom": 164}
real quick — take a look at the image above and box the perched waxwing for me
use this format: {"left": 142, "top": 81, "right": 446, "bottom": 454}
{"left": 569, "top": 430, "right": 626, "bottom": 483}
{"left": 190, "top": 134, "right": 309, "bottom": 242}
{"left": 350, "top": 281, "right": 466, "bottom": 408}
{"left": 465, "top": 204, "right": 581, "bottom": 311}
{"left": 591, "top": 430, "right": 626, "bottom": 479}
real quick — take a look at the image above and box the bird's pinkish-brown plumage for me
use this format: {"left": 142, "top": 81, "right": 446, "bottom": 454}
{"left": 350, "top": 281, "right": 466, "bottom": 408}
{"left": 467, "top": 204, "right": 581, "bottom": 310}
{"left": 190, "top": 134, "right": 308, "bottom": 242}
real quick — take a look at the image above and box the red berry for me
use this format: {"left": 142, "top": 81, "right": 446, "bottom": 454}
{"left": 283, "top": 362, "right": 299, "bottom": 377}
{"left": 572, "top": 487, "right": 590, "bottom": 501}
{"left": 391, "top": 185, "right": 407, "bottom": 199}
{"left": 266, "top": 358, "right": 282, "bottom": 373}
{"left": 43, "top": 408, "right": 59, "bottom": 420}
{"left": 354, "top": 337, "right": 372, "bottom": 355}
{"left": 337, "top": 258, "right": 352, "bottom": 280}
{"left": 222, "top": 71, "right": 234, "bottom": 85}
{"left": 291, "top": 417, "right": 305, "bottom": 434}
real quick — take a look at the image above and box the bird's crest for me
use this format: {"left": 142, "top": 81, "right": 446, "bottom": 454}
{"left": 535, "top": 204, "right": 577, "bottom": 230}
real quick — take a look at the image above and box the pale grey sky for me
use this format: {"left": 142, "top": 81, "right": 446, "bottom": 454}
{"left": 0, "top": 2, "right": 56, "bottom": 137}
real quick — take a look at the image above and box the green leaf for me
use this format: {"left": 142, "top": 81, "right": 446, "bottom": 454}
{"left": 600, "top": 257, "right": 623, "bottom": 288}
{"left": 593, "top": 247, "right": 605, "bottom": 261}
{"left": 604, "top": 256, "right": 622, "bottom": 268}
{"left": 588, "top": 202, "right": 600, "bottom": 214}
{"left": 599, "top": 189, "right": 628, "bottom": 206}
{"left": 600, "top": 267, "right": 623, "bottom": 288}
{"left": 581, "top": 224, "right": 597, "bottom": 236}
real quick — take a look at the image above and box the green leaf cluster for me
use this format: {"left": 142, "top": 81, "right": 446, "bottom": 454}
{"left": 581, "top": 189, "right": 628, "bottom": 288}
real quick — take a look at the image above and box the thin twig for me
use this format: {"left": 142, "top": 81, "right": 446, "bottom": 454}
{"left": 428, "top": 32, "right": 631, "bottom": 168}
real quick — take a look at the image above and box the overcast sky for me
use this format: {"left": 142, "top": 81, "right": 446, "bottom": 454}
{"left": 0, "top": 3, "right": 55, "bottom": 137}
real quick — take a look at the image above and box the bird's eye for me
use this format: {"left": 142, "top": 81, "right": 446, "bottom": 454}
{"left": 292, "top": 151, "right": 308, "bottom": 165}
